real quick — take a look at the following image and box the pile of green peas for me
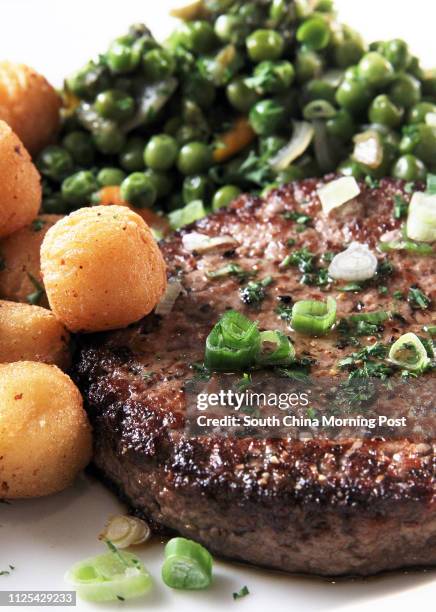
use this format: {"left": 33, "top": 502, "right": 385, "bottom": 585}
{"left": 37, "top": 0, "right": 436, "bottom": 226}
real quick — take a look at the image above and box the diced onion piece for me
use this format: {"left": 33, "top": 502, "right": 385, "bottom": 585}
{"left": 155, "top": 279, "right": 183, "bottom": 316}
{"left": 100, "top": 515, "right": 151, "bottom": 549}
{"left": 328, "top": 242, "right": 377, "bottom": 282}
{"left": 65, "top": 548, "right": 152, "bottom": 602}
{"left": 270, "top": 121, "right": 314, "bottom": 172}
{"left": 353, "top": 131, "right": 383, "bottom": 169}
{"left": 182, "top": 232, "right": 237, "bottom": 253}
{"left": 388, "top": 332, "right": 430, "bottom": 372}
{"left": 406, "top": 191, "right": 436, "bottom": 243}
{"left": 170, "top": 1, "right": 204, "bottom": 20}
{"left": 426, "top": 112, "right": 436, "bottom": 127}
{"left": 318, "top": 176, "right": 360, "bottom": 215}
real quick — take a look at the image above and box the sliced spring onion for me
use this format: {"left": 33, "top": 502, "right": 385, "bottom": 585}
{"left": 155, "top": 279, "right": 183, "bottom": 316}
{"left": 353, "top": 131, "right": 383, "bottom": 169}
{"left": 65, "top": 545, "right": 152, "bottom": 602}
{"left": 388, "top": 332, "right": 430, "bottom": 372}
{"left": 317, "top": 176, "right": 360, "bottom": 215}
{"left": 328, "top": 242, "right": 377, "bottom": 282}
{"left": 426, "top": 173, "right": 436, "bottom": 195}
{"left": 379, "top": 239, "right": 434, "bottom": 256}
{"left": 348, "top": 311, "right": 390, "bottom": 325}
{"left": 206, "top": 263, "right": 250, "bottom": 280}
{"left": 182, "top": 232, "right": 237, "bottom": 253}
{"left": 291, "top": 297, "right": 336, "bottom": 336}
{"left": 100, "top": 516, "right": 150, "bottom": 549}
{"left": 269, "top": 121, "right": 314, "bottom": 172}
{"left": 161, "top": 538, "right": 213, "bottom": 590}
{"left": 205, "top": 310, "right": 260, "bottom": 371}
{"left": 406, "top": 191, "right": 436, "bottom": 243}
{"left": 169, "top": 200, "right": 206, "bottom": 230}
{"left": 256, "top": 330, "right": 295, "bottom": 366}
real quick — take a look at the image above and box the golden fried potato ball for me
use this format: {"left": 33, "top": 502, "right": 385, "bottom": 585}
{"left": 0, "top": 301, "right": 70, "bottom": 369}
{"left": 0, "top": 214, "right": 62, "bottom": 306}
{"left": 41, "top": 205, "right": 167, "bottom": 333}
{"left": 0, "top": 61, "right": 61, "bottom": 154}
{"left": 0, "top": 121, "right": 41, "bottom": 239}
{"left": 0, "top": 361, "right": 92, "bottom": 498}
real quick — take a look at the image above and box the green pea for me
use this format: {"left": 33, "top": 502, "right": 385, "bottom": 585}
{"left": 106, "top": 35, "right": 145, "bottom": 74}
{"left": 36, "top": 146, "right": 74, "bottom": 182}
{"left": 177, "top": 142, "right": 212, "bottom": 175}
{"left": 214, "top": 14, "right": 248, "bottom": 44}
{"left": 41, "top": 194, "right": 70, "bottom": 215}
{"left": 93, "top": 122, "right": 126, "bottom": 155}
{"left": 164, "top": 116, "right": 182, "bottom": 136}
{"left": 144, "top": 169, "right": 173, "bottom": 198}
{"left": 277, "top": 166, "right": 304, "bottom": 182}
{"left": 178, "top": 21, "right": 217, "bottom": 54}
{"left": 97, "top": 167, "right": 126, "bottom": 187}
{"left": 226, "top": 77, "right": 260, "bottom": 112}
{"left": 248, "top": 60, "right": 295, "bottom": 95}
{"left": 143, "top": 48, "right": 175, "bottom": 81}
{"left": 269, "top": 0, "right": 287, "bottom": 22}
{"left": 144, "top": 135, "right": 178, "bottom": 171}
{"left": 389, "top": 73, "right": 421, "bottom": 108}
{"left": 358, "top": 52, "right": 394, "bottom": 87}
{"left": 407, "top": 56, "right": 424, "bottom": 80}
{"left": 335, "top": 76, "right": 371, "bottom": 113}
{"left": 66, "top": 61, "right": 110, "bottom": 100}
{"left": 296, "top": 17, "right": 330, "bottom": 51}
{"left": 304, "top": 78, "right": 336, "bottom": 104}
{"left": 326, "top": 109, "right": 354, "bottom": 140}
{"left": 333, "top": 26, "right": 365, "bottom": 68}
{"left": 381, "top": 39, "right": 410, "bottom": 71}
{"left": 212, "top": 185, "right": 241, "bottom": 211}
{"left": 120, "top": 173, "right": 157, "bottom": 208}
{"left": 368, "top": 95, "right": 403, "bottom": 128}
{"left": 421, "top": 71, "right": 436, "bottom": 97}
{"left": 403, "top": 124, "right": 436, "bottom": 164}
{"left": 246, "top": 29, "right": 284, "bottom": 62}
{"left": 62, "top": 131, "right": 95, "bottom": 166}
{"left": 239, "top": 3, "right": 264, "bottom": 25}
{"left": 295, "top": 50, "right": 323, "bottom": 83}
{"left": 94, "top": 89, "right": 135, "bottom": 122}
{"left": 119, "top": 137, "right": 146, "bottom": 172}
{"left": 61, "top": 171, "right": 98, "bottom": 206}
{"left": 408, "top": 102, "right": 436, "bottom": 124}
{"left": 316, "top": 0, "right": 334, "bottom": 11}
{"left": 392, "top": 154, "right": 426, "bottom": 181}
{"left": 183, "top": 175, "right": 211, "bottom": 204}
{"left": 176, "top": 125, "right": 206, "bottom": 145}
{"left": 182, "top": 73, "right": 216, "bottom": 109}
{"left": 338, "top": 158, "right": 365, "bottom": 179}
{"left": 249, "top": 99, "right": 286, "bottom": 135}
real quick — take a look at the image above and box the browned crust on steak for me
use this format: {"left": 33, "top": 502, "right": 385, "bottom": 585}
{"left": 74, "top": 177, "right": 436, "bottom": 576}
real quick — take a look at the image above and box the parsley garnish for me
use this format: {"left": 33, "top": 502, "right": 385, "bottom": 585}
{"left": 206, "top": 264, "right": 255, "bottom": 283}
{"left": 0, "top": 565, "right": 15, "bottom": 576}
{"left": 31, "top": 218, "right": 46, "bottom": 232}
{"left": 240, "top": 276, "right": 273, "bottom": 305}
{"left": 26, "top": 274, "right": 45, "bottom": 305}
{"left": 408, "top": 286, "right": 431, "bottom": 310}
{"left": 276, "top": 303, "right": 293, "bottom": 321}
{"left": 280, "top": 248, "right": 330, "bottom": 287}
{"left": 233, "top": 585, "right": 250, "bottom": 600}
{"left": 365, "top": 176, "right": 379, "bottom": 189}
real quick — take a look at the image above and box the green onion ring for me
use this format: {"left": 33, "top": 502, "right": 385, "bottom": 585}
{"left": 256, "top": 330, "right": 295, "bottom": 366}
{"left": 388, "top": 332, "right": 430, "bottom": 372}
{"left": 204, "top": 310, "right": 260, "bottom": 371}
{"left": 291, "top": 296, "right": 337, "bottom": 335}
{"left": 161, "top": 537, "right": 213, "bottom": 590}
{"left": 348, "top": 311, "right": 390, "bottom": 325}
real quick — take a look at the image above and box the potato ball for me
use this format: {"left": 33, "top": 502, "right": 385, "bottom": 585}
{"left": 0, "top": 301, "right": 70, "bottom": 369}
{"left": 0, "top": 361, "right": 92, "bottom": 498}
{"left": 0, "top": 61, "right": 61, "bottom": 154}
{"left": 0, "top": 121, "right": 41, "bottom": 239}
{"left": 41, "top": 205, "right": 167, "bottom": 332}
{"left": 0, "top": 214, "right": 62, "bottom": 305}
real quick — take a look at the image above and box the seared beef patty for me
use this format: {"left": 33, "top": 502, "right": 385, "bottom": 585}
{"left": 74, "top": 177, "right": 435, "bottom": 576}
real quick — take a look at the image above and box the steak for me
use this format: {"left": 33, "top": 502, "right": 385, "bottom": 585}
{"left": 74, "top": 177, "right": 436, "bottom": 576}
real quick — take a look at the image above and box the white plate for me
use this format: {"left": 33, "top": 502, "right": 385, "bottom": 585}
{"left": 1, "top": 1, "right": 435, "bottom": 610}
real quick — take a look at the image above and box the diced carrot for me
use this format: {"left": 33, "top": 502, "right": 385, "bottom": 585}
{"left": 97, "top": 186, "right": 170, "bottom": 235}
{"left": 213, "top": 116, "right": 255, "bottom": 163}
